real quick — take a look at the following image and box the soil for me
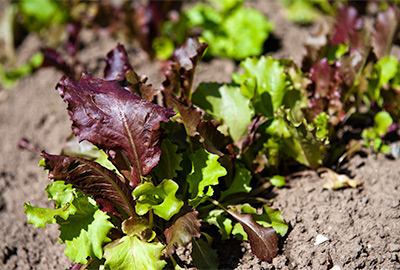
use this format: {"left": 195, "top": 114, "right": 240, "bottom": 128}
{"left": 0, "top": 1, "right": 399, "bottom": 269}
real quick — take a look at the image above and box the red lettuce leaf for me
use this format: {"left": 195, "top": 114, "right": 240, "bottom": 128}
{"left": 65, "top": 22, "right": 81, "bottom": 58}
{"left": 308, "top": 58, "right": 345, "bottom": 125}
{"left": 56, "top": 72, "right": 175, "bottom": 187}
{"left": 162, "top": 37, "right": 208, "bottom": 101}
{"left": 41, "top": 151, "right": 134, "bottom": 217}
{"left": 104, "top": 44, "right": 133, "bottom": 81}
{"left": 330, "top": 6, "right": 363, "bottom": 46}
{"left": 372, "top": 6, "right": 400, "bottom": 59}
{"left": 41, "top": 48, "right": 75, "bottom": 78}
{"left": 164, "top": 210, "right": 202, "bottom": 255}
{"left": 227, "top": 209, "right": 279, "bottom": 262}
{"left": 161, "top": 38, "right": 207, "bottom": 136}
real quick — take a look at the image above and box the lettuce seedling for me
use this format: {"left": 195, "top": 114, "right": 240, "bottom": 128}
{"left": 25, "top": 39, "right": 287, "bottom": 269}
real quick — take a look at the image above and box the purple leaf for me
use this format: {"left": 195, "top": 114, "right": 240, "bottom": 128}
{"left": 66, "top": 22, "right": 81, "bottom": 57}
{"left": 164, "top": 211, "right": 202, "bottom": 255}
{"left": 104, "top": 44, "right": 133, "bottom": 81}
{"left": 372, "top": 6, "right": 400, "bottom": 59}
{"left": 41, "top": 151, "right": 134, "bottom": 217}
{"left": 227, "top": 209, "right": 279, "bottom": 262}
{"left": 162, "top": 38, "right": 208, "bottom": 100}
{"left": 330, "top": 6, "right": 363, "bottom": 45}
{"left": 56, "top": 72, "right": 175, "bottom": 187}
{"left": 41, "top": 48, "right": 74, "bottom": 78}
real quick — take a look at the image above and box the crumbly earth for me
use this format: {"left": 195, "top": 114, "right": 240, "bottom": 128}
{"left": 0, "top": 0, "right": 399, "bottom": 269}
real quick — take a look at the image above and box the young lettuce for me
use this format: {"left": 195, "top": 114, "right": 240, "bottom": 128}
{"left": 25, "top": 39, "right": 287, "bottom": 269}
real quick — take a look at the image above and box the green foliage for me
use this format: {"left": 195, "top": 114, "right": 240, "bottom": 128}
{"left": 191, "top": 238, "right": 219, "bottom": 270}
{"left": 104, "top": 236, "right": 166, "bottom": 270}
{"left": 187, "top": 149, "right": 228, "bottom": 207}
{"left": 193, "top": 83, "right": 254, "bottom": 141}
{"left": 133, "top": 179, "right": 184, "bottom": 221}
{"left": 281, "top": 0, "right": 336, "bottom": 24}
{"left": 362, "top": 111, "right": 393, "bottom": 152}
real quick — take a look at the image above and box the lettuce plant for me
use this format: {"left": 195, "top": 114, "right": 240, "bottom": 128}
{"left": 24, "top": 38, "right": 288, "bottom": 269}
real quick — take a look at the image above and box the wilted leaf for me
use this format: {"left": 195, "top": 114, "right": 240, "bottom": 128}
{"left": 41, "top": 152, "right": 134, "bottom": 217}
{"left": 191, "top": 238, "right": 219, "bottom": 270}
{"left": 318, "top": 168, "right": 363, "bottom": 190}
{"left": 104, "top": 44, "right": 133, "bottom": 80}
{"left": 56, "top": 72, "right": 175, "bottom": 187}
{"left": 227, "top": 209, "right": 279, "bottom": 262}
{"left": 164, "top": 211, "right": 202, "bottom": 255}
{"left": 133, "top": 179, "right": 184, "bottom": 220}
{"left": 104, "top": 236, "right": 166, "bottom": 270}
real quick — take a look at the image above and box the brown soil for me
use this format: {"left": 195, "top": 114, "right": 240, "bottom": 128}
{"left": 1, "top": 1, "right": 399, "bottom": 269}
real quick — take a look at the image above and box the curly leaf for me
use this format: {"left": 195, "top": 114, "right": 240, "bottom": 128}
{"left": 104, "top": 236, "right": 166, "bottom": 270}
{"left": 164, "top": 211, "right": 202, "bottom": 255}
{"left": 61, "top": 204, "right": 115, "bottom": 264}
{"left": 133, "top": 179, "right": 184, "bottom": 220}
{"left": 104, "top": 44, "right": 133, "bottom": 80}
{"left": 187, "top": 149, "right": 227, "bottom": 207}
{"left": 42, "top": 152, "right": 134, "bottom": 217}
{"left": 24, "top": 181, "right": 77, "bottom": 228}
{"left": 227, "top": 209, "right": 279, "bottom": 262}
{"left": 330, "top": 6, "right": 363, "bottom": 45}
{"left": 56, "top": 72, "right": 175, "bottom": 187}
{"left": 204, "top": 209, "right": 232, "bottom": 240}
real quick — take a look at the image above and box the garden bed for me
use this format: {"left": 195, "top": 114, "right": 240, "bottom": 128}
{"left": 0, "top": 0, "right": 399, "bottom": 269}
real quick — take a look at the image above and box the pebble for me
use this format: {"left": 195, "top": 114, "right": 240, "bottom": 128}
{"left": 388, "top": 243, "right": 400, "bottom": 252}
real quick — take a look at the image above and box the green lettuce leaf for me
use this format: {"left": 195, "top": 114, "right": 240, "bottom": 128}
{"left": 232, "top": 56, "right": 288, "bottom": 117}
{"left": 152, "top": 139, "right": 183, "bottom": 180}
{"left": 220, "top": 163, "right": 252, "bottom": 201}
{"left": 191, "top": 238, "right": 219, "bottom": 270}
{"left": 133, "top": 179, "right": 184, "bottom": 220}
{"left": 187, "top": 149, "right": 227, "bottom": 207}
{"left": 104, "top": 236, "right": 166, "bottom": 270}
{"left": 193, "top": 83, "right": 254, "bottom": 141}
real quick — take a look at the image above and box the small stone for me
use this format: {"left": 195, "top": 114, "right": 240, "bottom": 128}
{"left": 314, "top": 234, "right": 329, "bottom": 245}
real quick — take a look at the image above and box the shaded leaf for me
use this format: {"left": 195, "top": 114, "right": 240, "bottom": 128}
{"left": 56, "top": 72, "right": 175, "bottom": 187}
{"left": 125, "top": 70, "right": 158, "bottom": 102}
{"left": 122, "top": 216, "right": 152, "bottom": 237}
{"left": 104, "top": 44, "right": 133, "bottom": 80}
{"left": 164, "top": 211, "right": 202, "bottom": 255}
{"left": 153, "top": 139, "right": 183, "bottom": 180}
{"left": 133, "top": 179, "right": 184, "bottom": 220}
{"left": 203, "top": 209, "right": 232, "bottom": 240}
{"left": 41, "top": 151, "right": 134, "bottom": 217}
{"left": 227, "top": 209, "right": 279, "bottom": 262}
{"left": 104, "top": 236, "right": 166, "bottom": 270}
{"left": 191, "top": 238, "right": 219, "bottom": 270}
{"left": 220, "top": 163, "right": 251, "bottom": 201}
{"left": 197, "top": 120, "right": 232, "bottom": 156}
{"left": 372, "top": 6, "right": 400, "bottom": 59}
